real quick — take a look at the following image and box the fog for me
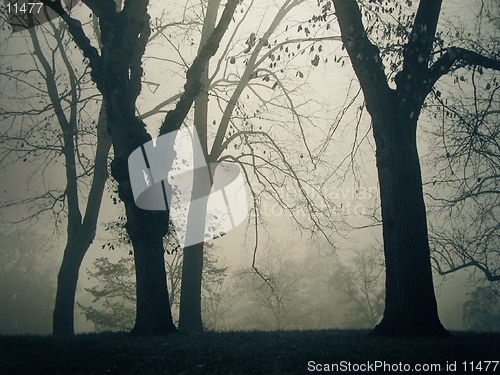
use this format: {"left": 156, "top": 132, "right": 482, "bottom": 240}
{"left": 0, "top": 0, "right": 499, "bottom": 336}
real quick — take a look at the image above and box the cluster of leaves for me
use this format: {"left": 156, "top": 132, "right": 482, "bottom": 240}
{"left": 314, "top": 0, "right": 416, "bottom": 82}
{"left": 77, "top": 257, "right": 136, "bottom": 332}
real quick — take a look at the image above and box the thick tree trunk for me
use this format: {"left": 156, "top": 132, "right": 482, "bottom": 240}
{"left": 332, "top": 0, "right": 449, "bottom": 337}
{"left": 370, "top": 111, "right": 449, "bottom": 337}
{"left": 108, "top": 114, "right": 176, "bottom": 336}
{"left": 127, "top": 207, "right": 176, "bottom": 335}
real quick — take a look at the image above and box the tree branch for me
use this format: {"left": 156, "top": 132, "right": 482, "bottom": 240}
{"left": 428, "top": 47, "right": 500, "bottom": 89}
{"left": 210, "top": 0, "right": 304, "bottom": 159}
{"left": 331, "top": 0, "right": 393, "bottom": 123}
{"left": 159, "top": 0, "right": 238, "bottom": 136}
{"left": 435, "top": 259, "right": 500, "bottom": 282}
{"left": 40, "top": 0, "right": 104, "bottom": 85}
{"left": 402, "top": 0, "right": 442, "bottom": 78}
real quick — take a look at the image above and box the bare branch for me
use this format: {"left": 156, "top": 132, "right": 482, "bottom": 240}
{"left": 428, "top": 47, "right": 500, "bottom": 90}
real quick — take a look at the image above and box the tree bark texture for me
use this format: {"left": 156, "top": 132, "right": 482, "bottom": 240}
{"left": 371, "top": 111, "right": 448, "bottom": 336}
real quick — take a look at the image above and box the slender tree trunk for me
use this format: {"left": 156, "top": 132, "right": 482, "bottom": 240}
{"left": 52, "top": 106, "right": 111, "bottom": 338}
{"left": 177, "top": 0, "right": 220, "bottom": 332}
{"left": 179, "top": 242, "right": 205, "bottom": 331}
{"left": 52, "top": 239, "right": 88, "bottom": 338}
{"left": 178, "top": 158, "right": 212, "bottom": 331}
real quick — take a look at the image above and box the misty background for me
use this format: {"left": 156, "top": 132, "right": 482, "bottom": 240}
{"left": 0, "top": 0, "right": 498, "bottom": 335}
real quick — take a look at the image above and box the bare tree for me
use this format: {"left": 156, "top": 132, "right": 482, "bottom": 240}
{"left": 0, "top": 14, "right": 111, "bottom": 338}
{"left": 330, "top": 248, "right": 384, "bottom": 328}
{"left": 424, "top": 1, "right": 500, "bottom": 286}
{"left": 235, "top": 243, "right": 321, "bottom": 330}
{"left": 117, "top": 0, "right": 344, "bottom": 332}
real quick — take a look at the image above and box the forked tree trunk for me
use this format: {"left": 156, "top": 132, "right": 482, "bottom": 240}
{"left": 52, "top": 106, "right": 111, "bottom": 339}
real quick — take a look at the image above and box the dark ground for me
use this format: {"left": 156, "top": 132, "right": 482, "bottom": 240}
{"left": 1, "top": 330, "right": 499, "bottom": 374}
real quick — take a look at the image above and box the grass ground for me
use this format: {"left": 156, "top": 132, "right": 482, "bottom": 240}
{"left": 1, "top": 330, "right": 499, "bottom": 374}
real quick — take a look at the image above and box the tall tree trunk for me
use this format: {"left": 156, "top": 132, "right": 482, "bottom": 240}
{"left": 370, "top": 109, "right": 448, "bottom": 337}
{"left": 107, "top": 104, "right": 176, "bottom": 336}
{"left": 178, "top": 153, "right": 212, "bottom": 331}
{"left": 177, "top": 0, "right": 220, "bottom": 332}
{"left": 28, "top": 20, "right": 113, "bottom": 338}
{"left": 127, "top": 207, "right": 176, "bottom": 334}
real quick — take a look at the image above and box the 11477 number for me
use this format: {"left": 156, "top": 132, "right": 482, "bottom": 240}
{"left": 6, "top": 2, "right": 43, "bottom": 14}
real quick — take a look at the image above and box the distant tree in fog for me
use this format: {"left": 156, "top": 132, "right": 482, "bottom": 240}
{"left": 77, "top": 257, "right": 136, "bottom": 332}
{"left": 463, "top": 285, "right": 500, "bottom": 332}
{"left": 201, "top": 253, "right": 237, "bottom": 331}
{"left": 330, "top": 248, "right": 384, "bottom": 329}
{"left": 78, "top": 230, "right": 183, "bottom": 332}
{"left": 0, "top": 231, "right": 58, "bottom": 334}
{"left": 234, "top": 243, "right": 321, "bottom": 330}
